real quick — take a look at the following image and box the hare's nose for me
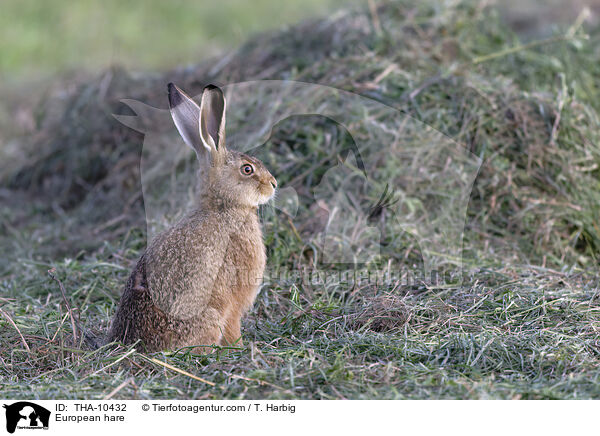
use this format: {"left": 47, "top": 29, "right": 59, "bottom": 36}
{"left": 270, "top": 176, "right": 277, "bottom": 189}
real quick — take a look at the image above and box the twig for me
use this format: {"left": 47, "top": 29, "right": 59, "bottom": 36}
{"left": 92, "top": 213, "right": 127, "bottom": 235}
{"left": 471, "top": 7, "right": 589, "bottom": 66}
{"left": 103, "top": 377, "right": 134, "bottom": 400}
{"left": 47, "top": 268, "right": 100, "bottom": 348}
{"left": 50, "top": 313, "right": 70, "bottom": 343}
{"left": 367, "top": 0, "right": 382, "bottom": 35}
{"left": 373, "top": 63, "right": 397, "bottom": 84}
{"left": 0, "top": 306, "right": 31, "bottom": 352}
{"left": 403, "top": 74, "right": 444, "bottom": 101}
{"left": 143, "top": 356, "right": 216, "bottom": 386}
{"left": 550, "top": 74, "right": 567, "bottom": 146}
{"left": 227, "top": 373, "right": 285, "bottom": 390}
{"left": 48, "top": 268, "right": 78, "bottom": 344}
{"left": 83, "top": 348, "right": 137, "bottom": 380}
{"left": 566, "top": 7, "right": 591, "bottom": 38}
{"left": 472, "top": 35, "right": 567, "bottom": 64}
{"left": 286, "top": 215, "right": 303, "bottom": 243}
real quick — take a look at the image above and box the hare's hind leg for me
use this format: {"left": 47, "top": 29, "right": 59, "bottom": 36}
{"left": 222, "top": 312, "right": 243, "bottom": 347}
{"left": 182, "top": 307, "right": 223, "bottom": 354}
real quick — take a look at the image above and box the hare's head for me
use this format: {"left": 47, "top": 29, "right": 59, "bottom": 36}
{"left": 168, "top": 83, "right": 277, "bottom": 209}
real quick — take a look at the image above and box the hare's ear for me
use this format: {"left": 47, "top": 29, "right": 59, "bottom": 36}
{"left": 168, "top": 83, "right": 210, "bottom": 157}
{"left": 199, "top": 84, "right": 226, "bottom": 152}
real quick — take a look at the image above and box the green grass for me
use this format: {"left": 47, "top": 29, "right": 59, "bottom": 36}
{"left": 2, "top": 252, "right": 599, "bottom": 399}
{"left": 0, "top": 0, "right": 355, "bottom": 81}
{"left": 1, "top": 0, "right": 600, "bottom": 399}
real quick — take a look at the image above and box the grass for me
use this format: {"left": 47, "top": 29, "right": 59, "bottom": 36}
{"left": 2, "top": 257, "right": 599, "bottom": 399}
{"left": 0, "top": 0, "right": 356, "bottom": 81}
{"left": 1, "top": 0, "right": 600, "bottom": 399}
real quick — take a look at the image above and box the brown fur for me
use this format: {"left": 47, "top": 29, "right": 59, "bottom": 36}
{"left": 106, "top": 84, "right": 276, "bottom": 352}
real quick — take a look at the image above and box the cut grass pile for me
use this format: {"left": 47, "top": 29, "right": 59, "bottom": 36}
{"left": 1, "top": 0, "right": 599, "bottom": 399}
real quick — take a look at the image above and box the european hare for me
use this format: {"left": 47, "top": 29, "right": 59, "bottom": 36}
{"left": 107, "top": 83, "right": 277, "bottom": 352}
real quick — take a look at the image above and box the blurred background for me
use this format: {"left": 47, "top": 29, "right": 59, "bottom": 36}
{"left": 0, "top": 0, "right": 359, "bottom": 83}
{"left": 3, "top": 0, "right": 599, "bottom": 83}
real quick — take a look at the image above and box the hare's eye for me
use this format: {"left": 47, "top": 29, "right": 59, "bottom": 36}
{"left": 241, "top": 164, "right": 254, "bottom": 175}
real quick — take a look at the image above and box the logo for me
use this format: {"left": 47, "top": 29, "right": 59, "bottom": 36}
{"left": 3, "top": 402, "right": 50, "bottom": 434}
